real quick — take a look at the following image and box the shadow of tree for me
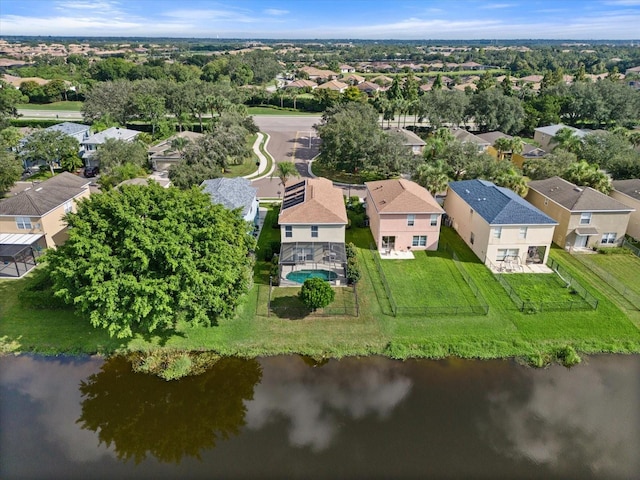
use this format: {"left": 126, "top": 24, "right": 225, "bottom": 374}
{"left": 269, "top": 295, "right": 311, "bottom": 320}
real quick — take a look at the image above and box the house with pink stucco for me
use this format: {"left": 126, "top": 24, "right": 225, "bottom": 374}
{"left": 365, "top": 179, "right": 444, "bottom": 254}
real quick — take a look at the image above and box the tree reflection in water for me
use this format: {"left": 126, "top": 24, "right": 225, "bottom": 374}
{"left": 76, "top": 356, "right": 262, "bottom": 464}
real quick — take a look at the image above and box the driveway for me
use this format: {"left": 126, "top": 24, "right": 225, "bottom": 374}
{"left": 251, "top": 115, "right": 321, "bottom": 198}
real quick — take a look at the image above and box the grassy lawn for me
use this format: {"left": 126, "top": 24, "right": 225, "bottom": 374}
{"left": 2, "top": 211, "right": 640, "bottom": 363}
{"left": 379, "top": 249, "right": 482, "bottom": 311}
{"left": 311, "top": 162, "right": 377, "bottom": 184}
{"left": 499, "top": 272, "right": 591, "bottom": 308}
{"left": 18, "top": 101, "right": 83, "bottom": 111}
{"left": 222, "top": 133, "right": 259, "bottom": 178}
{"left": 247, "top": 106, "right": 319, "bottom": 116}
{"left": 577, "top": 252, "right": 640, "bottom": 297}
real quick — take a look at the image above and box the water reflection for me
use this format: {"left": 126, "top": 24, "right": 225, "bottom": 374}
{"left": 483, "top": 356, "right": 640, "bottom": 478}
{"left": 77, "top": 356, "right": 262, "bottom": 464}
{"left": 246, "top": 356, "right": 412, "bottom": 451}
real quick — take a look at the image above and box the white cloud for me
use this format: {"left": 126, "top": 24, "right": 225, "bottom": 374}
{"left": 480, "top": 3, "right": 516, "bottom": 9}
{"left": 264, "top": 8, "right": 289, "bottom": 16}
{"left": 163, "top": 8, "right": 257, "bottom": 23}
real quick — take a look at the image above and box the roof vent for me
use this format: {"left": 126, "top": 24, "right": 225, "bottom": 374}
{"left": 35, "top": 187, "right": 43, "bottom": 192}
{"left": 465, "top": 189, "right": 470, "bottom": 194}
{"left": 574, "top": 187, "right": 583, "bottom": 192}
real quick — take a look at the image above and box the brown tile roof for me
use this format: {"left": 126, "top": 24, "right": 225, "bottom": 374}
{"left": 0, "top": 172, "right": 90, "bottom": 217}
{"left": 366, "top": 179, "right": 444, "bottom": 214}
{"left": 278, "top": 178, "right": 347, "bottom": 224}
{"left": 612, "top": 179, "right": 640, "bottom": 202}
{"left": 286, "top": 79, "right": 317, "bottom": 89}
{"left": 316, "top": 80, "right": 348, "bottom": 91}
{"left": 527, "top": 176, "right": 633, "bottom": 212}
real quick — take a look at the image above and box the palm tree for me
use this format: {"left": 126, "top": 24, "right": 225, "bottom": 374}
{"left": 552, "top": 127, "right": 583, "bottom": 154}
{"left": 493, "top": 137, "right": 513, "bottom": 161}
{"left": 272, "top": 161, "right": 299, "bottom": 187}
{"left": 510, "top": 136, "right": 524, "bottom": 156}
{"left": 414, "top": 161, "right": 450, "bottom": 195}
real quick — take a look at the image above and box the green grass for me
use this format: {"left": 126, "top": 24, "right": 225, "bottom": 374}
{"left": 222, "top": 133, "right": 259, "bottom": 177}
{"left": 247, "top": 106, "right": 319, "bottom": 116}
{"left": 379, "top": 250, "right": 481, "bottom": 310}
{"left": 499, "top": 272, "right": 591, "bottom": 306}
{"left": 18, "top": 101, "right": 83, "bottom": 111}
{"left": 311, "top": 162, "right": 378, "bottom": 184}
{"left": 577, "top": 252, "right": 640, "bottom": 297}
{"left": 2, "top": 216, "right": 640, "bottom": 362}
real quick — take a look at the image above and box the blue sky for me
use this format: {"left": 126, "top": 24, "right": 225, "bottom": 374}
{"left": 1, "top": 0, "right": 639, "bottom": 39}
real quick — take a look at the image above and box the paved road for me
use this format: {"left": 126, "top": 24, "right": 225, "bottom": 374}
{"left": 17, "top": 109, "right": 83, "bottom": 120}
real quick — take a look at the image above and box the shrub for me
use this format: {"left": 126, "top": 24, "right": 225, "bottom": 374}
{"left": 556, "top": 345, "right": 582, "bottom": 367}
{"left": 345, "top": 242, "right": 357, "bottom": 259}
{"left": 299, "top": 277, "right": 335, "bottom": 311}
{"left": 346, "top": 257, "right": 361, "bottom": 284}
{"left": 270, "top": 255, "right": 280, "bottom": 286}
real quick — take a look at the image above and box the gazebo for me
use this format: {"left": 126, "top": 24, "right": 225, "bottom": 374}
{"left": 0, "top": 233, "right": 46, "bottom": 278}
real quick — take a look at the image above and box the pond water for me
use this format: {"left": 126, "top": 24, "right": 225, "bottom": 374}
{"left": 1, "top": 354, "right": 638, "bottom": 479}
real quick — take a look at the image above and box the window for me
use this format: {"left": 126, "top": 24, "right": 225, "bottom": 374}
{"left": 16, "top": 217, "right": 32, "bottom": 229}
{"left": 470, "top": 232, "right": 475, "bottom": 245}
{"left": 407, "top": 214, "right": 415, "bottom": 226}
{"left": 311, "top": 225, "right": 318, "bottom": 238}
{"left": 519, "top": 227, "right": 528, "bottom": 239}
{"left": 64, "top": 201, "right": 73, "bottom": 214}
{"left": 430, "top": 214, "right": 438, "bottom": 226}
{"left": 497, "top": 248, "right": 520, "bottom": 261}
{"left": 285, "top": 225, "right": 292, "bottom": 238}
{"left": 580, "top": 212, "right": 592, "bottom": 225}
{"left": 412, "top": 235, "right": 427, "bottom": 247}
{"left": 493, "top": 227, "right": 502, "bottom": 239}
{"left": 601, "top": 232, "right": 616, "bottom": 244}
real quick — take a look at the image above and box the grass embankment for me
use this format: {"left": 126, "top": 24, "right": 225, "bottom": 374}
{"left": 1, "top": 211, "right": 639, "bottom": 362}
{"left": 221, "top": 133, "right": 260, "bottom": 178}
{"left": 18, "top": 101, "right": 83, "bottom": 111}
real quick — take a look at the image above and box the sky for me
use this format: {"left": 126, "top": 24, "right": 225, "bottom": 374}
{"left": 1, "top": 0, "right": 639, "bottom": 40}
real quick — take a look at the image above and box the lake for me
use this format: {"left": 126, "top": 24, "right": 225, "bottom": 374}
{"left": 1, "top": 354, "right": 638, "bottom": 479}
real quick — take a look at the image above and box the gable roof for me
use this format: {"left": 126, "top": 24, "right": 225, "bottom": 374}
{"left": 451, "top": 128, "right": 491, "bottom": 146}
{"left": 612, "top": 179, "right": 640, "bottom": 202}
{"left": 366, "top": 179, "right": 443, "bottom": 215}
{"left": 278, "top": 177, "right": 347, "bottom": 225}
{"left": 385, "top": 128, "right": 426, "bottom": 146}
{"left": 448, "top": 179, "right": 557, "bottom": 225}
{"left": 46, "top": 122, "right": 90, "bottom": 136}
{"left": 533, "top": 124, "right": 587, "bottom": 138}
{"left": 476, "top": 131, "right": 512, "bottom": 145}
{"left": 0, "top": 172, "right": 90, "bottom": 217}
{"left": 527, "top": 176, "right": 634, "bottom": 212}
{"left": 316, "top": 79, "right": 348, "bottom": 91}
{"left": 82, "top": 127, "right": 140, "bottom": 146}
{"left": 201, "top": 177, "right": 257, "bottom": 217}
{"left": 286, "top": 79, "right": 317, "bottom": 89}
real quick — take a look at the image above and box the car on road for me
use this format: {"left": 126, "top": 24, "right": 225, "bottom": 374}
{"left": 84, "top": 166, "right": 99, "bottom": 178}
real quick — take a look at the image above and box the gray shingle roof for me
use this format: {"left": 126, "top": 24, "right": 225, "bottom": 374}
{"left": 533, "top": 124, "right": 587, "bottom": 138}
{"left": 527, "top": 176, "right": 633, "bottom": 212}
{"left": 448, "top": 179, "right": 557, "bottom": 225}
{"left": 0, "top": 172, "right": 90, "bottom": 217}
{"left": 82, "top": 127, "right": 140, "bottom": 146}
{"left": 201, "top": 177, "right": 257, "bottom": 217}
{"left": 46, "top": 122, "right": 90, "bottom": 137}
{"left": 612, "top": 179, "right": 640, "bottom": 202}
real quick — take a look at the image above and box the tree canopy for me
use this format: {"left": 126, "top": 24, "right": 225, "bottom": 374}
{"left": 0, "top": 148, "right": 22, "bottom": 194}
{"left": 44, "top": 183, "right": 256, "bottom": 338}
{"left": 20, "top": 129, "right": 80, "bottom": 175}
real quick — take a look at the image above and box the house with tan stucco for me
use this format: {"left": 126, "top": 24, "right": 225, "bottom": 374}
{"left": 0, "top": 172, "right": 91, "bottom": 276}
{"left": 444, "top": 179, "right": 558, "bottom": 270}
{"left": 277, "top": 178, "right": 348, "bottom": 284}
{"left": 610, "top": 179, "right": 640, "bottom": 241}
{"left": 526, "top": 177, "right": 634, "bottom": 249}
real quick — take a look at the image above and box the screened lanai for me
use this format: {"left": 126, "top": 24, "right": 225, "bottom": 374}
{"left": 278, "top": 241, "right": 346, "bottom": 283}
{"left": 0, "top": 233, "right": 46, "bottom": 278}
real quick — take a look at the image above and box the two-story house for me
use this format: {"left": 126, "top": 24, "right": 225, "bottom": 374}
{"left": 526, "top": 177, "right": 634, "bottom": 249}
{"left": 610, "top": 179, "right": 640, "bottom": 241}
{"left": 0, "top": 172, "right": 91, "bottom": 249}
{"left": 277, "top": 178, "right": 348, "bottom": 284}
{"left": 81, "top": 127, "right": 140, "bottom": 167}
{"left": 365, "top": 179, "right": 444, "bottom": 254}
{"left": 445, "top": 179, "right": 558, "bottom": 269}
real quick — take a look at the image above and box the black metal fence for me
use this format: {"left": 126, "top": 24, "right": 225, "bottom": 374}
{"left": 623, "top": 238, "right": 640, "bottom": 258}
{"left": 265, "top": 280, "right": 359, "bottom": 318}
{"left": 494, "top": 257, "right": 598, "bottom": 313}
{"left": 369, "top": 243, "right": 489, "bottom": 317}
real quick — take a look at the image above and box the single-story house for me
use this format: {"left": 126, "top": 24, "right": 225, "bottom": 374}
{"left": 277, "top": 178, "right": 348, "bottom": 284}
{"left": 356, "top": 81, "right": 383, "bottom": 95}
{"left": 444, "top": 179, "right": 558, "bottom": 269}
{"left": 286, "top": 79, "right": 318, "bottom": 90}
{"left": 609, "top": 179, "right": 640, "bottom": 241}
{"left": 147, "top": 131, "right": 203, "bottom": 171}
{"left": 385, "top": 128, "right": 426, "bottom": 155}
{"left": 299, "top": 66, "right": 336, "bottom": 82}
{"left": 316, "top": 80, "right": 349, "bottom": 93}
{"left": 341, "top": 73, "right": 365, "bottom": 85}
{"left": 81, "top": 127, "right": 140, "bottom": 167}
{"left": 0, "top": 172, "right": 91, "bottom": 249}
{"left": 366, "top": 179, "right": 444, "bottom": 253}
{"left": 201, "top": 177, "right": 259, "bottom": 226}
{"left": 475, "top": 131, "right": 543, "bottom": 168}
{"left": 533, "top": 124, "right": 587, "bottom": 151}
{"left": 526, "top": 176, "right": 634, "bottom": 249}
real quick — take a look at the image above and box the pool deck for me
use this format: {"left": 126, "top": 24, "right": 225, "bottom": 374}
{"left": 279, "top": 264, "right": 347, "bottom": 287}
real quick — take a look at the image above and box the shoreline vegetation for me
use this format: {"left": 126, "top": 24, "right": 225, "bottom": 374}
{"left": 2, "top": 209, "right": 640, "bottom": 373}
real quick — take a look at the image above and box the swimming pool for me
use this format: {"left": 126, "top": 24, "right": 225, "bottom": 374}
{"left": 286, "top": 269, "right": 338, "bottom": 283}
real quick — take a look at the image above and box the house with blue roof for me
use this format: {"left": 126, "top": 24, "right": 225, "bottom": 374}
{"left": 201, "top": 177, "right": 259, "bottom": 226}
{"left": 444, "top": 179, "right": 558, "bottom": 270}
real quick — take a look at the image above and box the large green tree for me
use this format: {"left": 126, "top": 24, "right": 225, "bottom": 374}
{"left": 0, "top": 80, "right": 27, "bottom": 128}
{"left": 20, "top": 130, "right": 80, "bottom": 175}
{"left": 0, "top": 149, "right": 23, "bottom": 194}
{"left": 299, "top": 278, "right": 335, "bottom": 312}
{"left": 93, "top": 138, "right": 148, "bottom": 188}
{"left": 44, "top": 183, "right": 256, "bottom": 338}
{"left": 468, "top": 88, "right": 525, "bottom": 134}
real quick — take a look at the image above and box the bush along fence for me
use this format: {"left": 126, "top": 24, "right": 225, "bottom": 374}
{"left": 571, "top": 253, "right": 640, "bottom": 311}
{"left": 623, "top": 238, "right": 640, "bottom": 258}
{"left": 494, "top": 258, "right": 598, "bottom": 313}
{"left": 369, "top": 243, "right": 489, "bottom": 317}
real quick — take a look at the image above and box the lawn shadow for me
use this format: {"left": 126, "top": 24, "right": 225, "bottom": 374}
{"left": 269, "top": 295, "right": 312, "bottom": 320}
